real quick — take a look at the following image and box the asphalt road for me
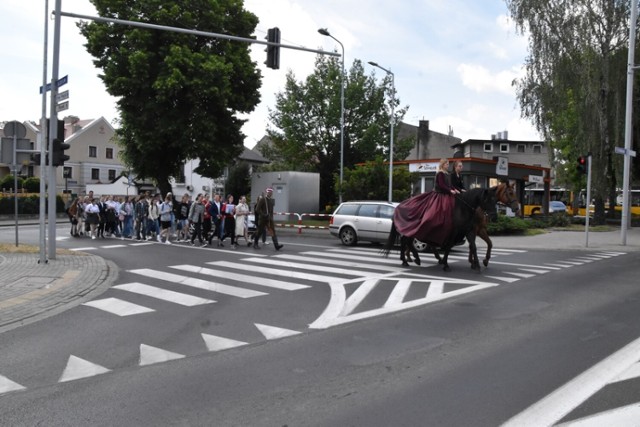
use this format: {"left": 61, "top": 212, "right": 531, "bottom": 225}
{"left": 1, "top": 224, "right": 640, "bottom": 426}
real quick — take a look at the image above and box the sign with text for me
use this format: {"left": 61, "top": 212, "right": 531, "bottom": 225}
{"left": 528, "top": 175, "right": 544, "bottom": 184}
{"left": 496, "top": 157, "right": 509, "bottom": 176}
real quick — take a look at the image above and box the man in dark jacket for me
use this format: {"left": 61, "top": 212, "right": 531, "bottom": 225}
{"left": 253, "top": 187, "right": 283, "bottom": 250}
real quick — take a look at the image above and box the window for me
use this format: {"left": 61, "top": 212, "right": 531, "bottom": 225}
{"left": 483, "top": 143, "right": 493, "bottom": 153}
{"left": 533, "top": 144, "right": 542, "bottom": 154}
{"left": 500, "top": 143, "right": 509, "bottom": 153}
{"left": 379, "top": 205, "right": 394, "bottom": 219}
{"left": 358, "top": 204, "right": 378, "bottom": 218}
{"left": 517, "top": 144, "right": 526, "bottom": 153}
{"left": 91, "top": 168, "right": 100, "bottom": 180}
{"left": 89, "top": 146, "right": 97, "bottom": 158}
{"left": 63, "top": 167, "right": 72, "bottom": 179}
{"left": 106, "top": 148, "right": 113, "bottom": 159}
{"left": 108, "top": 169, "right": 116, "bottom": 181}
{"left": 336, "top": 204, "right": 358, "bottom": 215}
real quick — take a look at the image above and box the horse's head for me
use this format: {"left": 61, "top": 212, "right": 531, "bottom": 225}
{"left": 495, "top": 182, "right": 520, "bottom": 215}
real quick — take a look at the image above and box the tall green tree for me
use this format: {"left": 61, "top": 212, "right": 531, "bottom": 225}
{"left": 340, "top": 157, "right": 417, "bottom": 204}
{"left": 264, "top": 55, "right": 412, "bottom": 208}
{"left": 505, "top": 0, "right": 636, "bottom": 224}
{"left": 79, "top": 0, "right": 261, "bottom": 196}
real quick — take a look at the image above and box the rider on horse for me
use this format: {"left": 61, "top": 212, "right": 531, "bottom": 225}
{"left": 394, "top": 158, "right": 460, "bottom": 247}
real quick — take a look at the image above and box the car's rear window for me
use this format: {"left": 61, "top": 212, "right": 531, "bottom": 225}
{"left": 379, "top": 205, "right": 394, "bottom": 219}
{"left": 336, "top": 204, "right": 358, "bottom": 215}
{"left": 358, "top": 204, "right": 378, "bottom": 218}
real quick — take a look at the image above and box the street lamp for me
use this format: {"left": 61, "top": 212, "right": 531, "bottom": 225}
{"left": 318, "top": 28, "right": 345, "bottom": 204}
{"left": 368, "top": 61, "right": 395, "bottom": 202}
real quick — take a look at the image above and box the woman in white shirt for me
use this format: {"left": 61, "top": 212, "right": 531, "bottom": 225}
{"left": 235, "top": 195, "right": 251, "bottom": 246}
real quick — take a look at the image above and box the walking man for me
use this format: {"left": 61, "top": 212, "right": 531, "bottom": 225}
{"left": 253, "top": 187, "right": 283, "bottom": 250}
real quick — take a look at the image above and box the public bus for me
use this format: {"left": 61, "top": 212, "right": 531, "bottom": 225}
{"left": 523, "top": 187, "right": 640, "bottom": 217}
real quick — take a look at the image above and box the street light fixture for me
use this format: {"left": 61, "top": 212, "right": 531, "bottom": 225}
{"left": 318, "top": 28, "right": 345, "bottom": 204}
{"left": 368, "top": 61, "right": 395, "bottom": 202}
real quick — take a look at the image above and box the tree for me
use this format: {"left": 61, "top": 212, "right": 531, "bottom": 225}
{"left": 265, "top": 55, "right": 412, "bottom": 208}
{"left": 79, "top": 0, "right": 262, "bottom": 196}
{"left": 340, "top": 157, "right": 417, "bottom": 203}
{"left": 505, "top": 0, "right": 637, "bottom": 224}
{"left": 224, "top": 161, "right": 251, "bottom": 201}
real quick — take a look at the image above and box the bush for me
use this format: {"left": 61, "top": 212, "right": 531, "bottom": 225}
{"left": 0, "top": 175, "right": 24, "bottom": 191}
{"left": 487, "top": 215, "right": 530, "bottom": 235}
{"left": 23, "top": 177, "right": 40, "bottom": 193}
{"left": 0, "top": 194, "right": 66, "bottom": 215}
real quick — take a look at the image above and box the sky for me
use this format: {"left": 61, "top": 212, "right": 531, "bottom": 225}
{"left": 0, "top": 0, "right": 540, "bottom": 149}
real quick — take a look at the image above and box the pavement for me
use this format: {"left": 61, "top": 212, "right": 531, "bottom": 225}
{"left": 0, "top": 220, "right": 639, "bottom": 335}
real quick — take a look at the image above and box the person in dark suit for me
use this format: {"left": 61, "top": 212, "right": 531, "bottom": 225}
{"left": 451, "top": 160, "right": 466, "bottom": 192}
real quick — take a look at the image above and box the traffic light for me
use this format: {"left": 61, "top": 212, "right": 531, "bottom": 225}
{"left": 52, "top": 138, "right": 70, "bottom": 167}
{"left": 265, "top": 27, "right": 280, "bottom": 70}
{"left": 577, "top": 155, "right": 587, "bottom": 174}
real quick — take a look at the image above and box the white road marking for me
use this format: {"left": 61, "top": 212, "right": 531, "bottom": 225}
{"left": 501, "top": 336, "right": 640, "bottom": 427}
{"left": 102, "top": 244, "right": 127, "bottom": 249}
{"left": 518, "top": 268, "right": 550, "bottom": 274}
{"left": 128, "top": 268, "right": 266, "bottom": 298}
{"left": 171, "top": 264, "right": 309, "bottom": 291}
{"left": 113, "top": 282, "right": 215, "bottom": 306}
{"left": 58, "top": 355, "right": 111, "bottom": 382}
{"left": 384, "top": 279, "right": 412, "bottom": 308}
{"left": 484, "top": 275, "right": 520, "bottom": 283}
{"left": 555, "top": 403, "right": 640, "bottom": 427}
{"left": 208, "top": 261, "right": 343, "bottom": 283}
{"left": 82, "top": 297, "right": 155, "bottom": 316}
{"left": 611, "top": 361, "right": 640, "bottom": 384}
{"left": 255, "top": 323, "right": 301, "bottom": 340}
{"left": 246, "top": 257, "right": 388, "bottom": 277}
{"left": 201, "top": 333, "right": 248, "bottom": 352}
{"left": 308, "top": 250, "right": 425, "bottom": 265}
{"left": 274, "top": 254, "right": 406, "bottom": 272}
{"left": 70, "top": 247, "right": 97, "bottom": 251}
{"left": 139, "top": 344, "right": 185, "bottom": 366}
{"left": 310, "top": 273, "right": 498, "bottom": 329}
{"left": 545, "top": 263, "right": 576, "bottom": 268}
{"left": 504, "top": 271, "right": 536, "bottom": 279}
{"left": 490, "top": 261, "right": 561, "bottom": 270}
{"left": 0, "top": 375, "right": 25, "bottom": 394}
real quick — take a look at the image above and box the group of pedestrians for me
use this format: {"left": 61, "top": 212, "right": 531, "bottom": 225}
{"left": 66, "top": 187, "right": 283, "bottom": 251}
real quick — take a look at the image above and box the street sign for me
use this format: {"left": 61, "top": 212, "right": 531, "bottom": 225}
{"left": 56, "top": 90, "right": 69, "bottom": 102}
{"left": 496, "top": 157, "right": 509, "bottom": 176}
{"left": 39, "top": 74, "right": 69, "bottom": 94}
{"left": 3, "top": 121, "right": 27, "bottom": 138}
{"left": 529, "top": 175, "right": 544, "bottom": 184}
{"left": 56, "top": 101, "right": 69, "bottom": 112}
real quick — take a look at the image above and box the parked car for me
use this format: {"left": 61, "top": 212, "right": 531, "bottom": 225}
{"left": 330, "top": 201, "right": 397, "bottom": 246}
{"left": 549, "top": 200, "right": 568, "bottom": 214}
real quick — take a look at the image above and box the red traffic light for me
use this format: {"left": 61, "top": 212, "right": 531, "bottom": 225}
{"left": 577, "top": 156, "right": 587, "bottom": 174}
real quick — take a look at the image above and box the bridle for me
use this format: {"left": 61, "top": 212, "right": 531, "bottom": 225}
{"left": 495, "top": 183, "right": 520, "bottom": 213}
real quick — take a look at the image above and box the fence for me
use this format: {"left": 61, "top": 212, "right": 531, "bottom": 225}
{"left": 271, "top": 212, "right": 331, "bottom": 234}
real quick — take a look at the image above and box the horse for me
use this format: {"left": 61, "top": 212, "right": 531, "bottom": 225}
{"left": 383, "top": 187, "right": 498, "bottom": 272}
{"left": 384, "top": 182, "right": 520, "bottom": 271}
{"left": 469, "top": 181, "right": 520, "bottom": 268}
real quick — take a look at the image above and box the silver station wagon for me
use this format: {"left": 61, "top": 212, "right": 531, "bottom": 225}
{"left": 329, "top": 201, "right": 398, "bottom": 246}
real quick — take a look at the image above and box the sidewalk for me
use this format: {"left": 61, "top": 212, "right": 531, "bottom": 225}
{"left": 0, "top": 224, "right": 638, "bottom": 336}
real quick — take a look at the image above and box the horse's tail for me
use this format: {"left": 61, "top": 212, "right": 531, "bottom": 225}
{"left": 381, "top": 220, "right": 399, "bottom": 258}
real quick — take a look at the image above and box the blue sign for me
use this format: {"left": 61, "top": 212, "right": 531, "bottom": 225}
{"left": 39, "top": 75, "right": 69, "bottom": 94}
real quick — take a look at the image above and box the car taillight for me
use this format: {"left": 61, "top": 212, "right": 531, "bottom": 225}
{"left": 329, "top": 216, "right": 334, "bottom": 225}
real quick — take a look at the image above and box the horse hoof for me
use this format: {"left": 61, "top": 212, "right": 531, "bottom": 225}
{"left": 483, "top": 260, "right": 489, "bottom": 267}
{"left": 402, "top": 261, "right": 409, "bottom": 267}
{"left": 415, "top": 258, "right": 421, "bottom": 266}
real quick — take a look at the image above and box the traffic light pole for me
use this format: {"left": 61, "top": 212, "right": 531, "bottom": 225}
{"left": 585, "top": 154, "right": 592, "bottom": 247}
{"left": 48, "top": 0, "right": 62, "bottom": 260}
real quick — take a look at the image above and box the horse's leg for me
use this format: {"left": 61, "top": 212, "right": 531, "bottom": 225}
{"left": 400, "top": 237, "right": 409, "bottom": 266}
{"left": 441, "top": 246, "right": 451, "bottom": 272}
{"left": 478, "top": 228, "right": 492, "bottom": 267}
{"left": 467, "top": 232, "right": 481, "bottom": 271}
{"left": 410, "top": 240, "right": 421, "bottom": 266}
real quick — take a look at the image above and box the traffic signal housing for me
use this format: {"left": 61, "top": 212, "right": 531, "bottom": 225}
{"left": 577, "top": 155, "right": 587, "bottom": 174}
{"left": 265, "top": 27, "right": 281, "bottom": 70}
{"left": 52, "top": 138, "right": 70, "bottom": 167}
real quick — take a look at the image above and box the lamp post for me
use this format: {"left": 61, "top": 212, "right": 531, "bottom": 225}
{"left": 368, "top": 61, "right": 395, "bottom": 202}
{"left": 318, "top": 28, "right": 345, "bottom": 204}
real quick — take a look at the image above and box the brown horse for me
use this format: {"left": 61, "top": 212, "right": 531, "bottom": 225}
{"left": 469, "top": 181, "right": 520, "bottom": 268}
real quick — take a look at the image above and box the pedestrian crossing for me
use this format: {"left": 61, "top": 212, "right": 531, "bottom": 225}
{"left": 0, "top": 246, "right": 629, "bottom": 397}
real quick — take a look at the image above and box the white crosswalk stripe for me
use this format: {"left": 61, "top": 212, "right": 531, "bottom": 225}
{"left": 208, "top": 261, "right": 345, "bottom": 283}
{"left": 128, "top": 268, "right": 267, "bottom": 298}
{"left": 170, "top": 264, "right": 309, "bottom": 291}
{"left": 82, "top": 297, "right": 155, "bottom": 316}
{"left": 113, "top": 282, "right": 216, "bottom": 306}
